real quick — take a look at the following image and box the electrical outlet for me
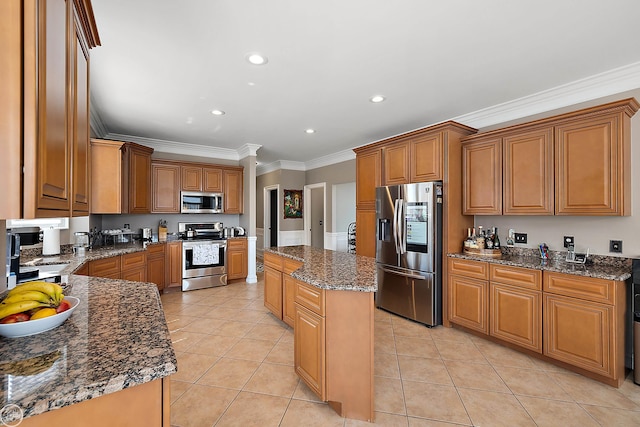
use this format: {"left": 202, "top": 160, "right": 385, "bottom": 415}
{"left": 563, "top": 236, "right": 574, "bottom": 248}
{"left": 514, "top": 233, "right": 527, "bottom": 244}
{"left": 609, "top": 240, "right": 623, "bottom": 253}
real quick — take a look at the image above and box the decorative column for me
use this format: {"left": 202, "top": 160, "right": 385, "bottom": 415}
{"left": 238, "top": 144, "right": 262, "bottom": 285}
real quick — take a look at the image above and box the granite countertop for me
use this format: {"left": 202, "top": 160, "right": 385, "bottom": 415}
{"left": 448, "top": 251, "right": 632, "bottom": 281}
{"left": 0, "top": 274, "right": 177, "bottom": 420}
{"left": 264, "top": 246, "right": 377, "bottom": 292}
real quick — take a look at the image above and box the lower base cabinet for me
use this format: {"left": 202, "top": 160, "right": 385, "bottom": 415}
{"left": 166, "top": 241, "right": 182, "bottom": 289}
{"left": 227, "top": 238, "right": 248, "bottom": 280}
{"left": 447, "top": 257, "right": 627, "bottom": 387}
{"left": 147, "top": 243, "right": 167, "bottom": 291}
{"left": 263, "top": 252, "right": 302, "bottom": 328}
{"left": 294, "top": 279, "right": 374, "bottom": 422}
{"left": 20, "top": 377, "right": 170, "bottom": 427}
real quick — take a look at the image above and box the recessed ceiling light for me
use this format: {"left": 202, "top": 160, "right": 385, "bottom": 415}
{"left": 211, "top": 110, "right": 225, "bottom": 116}
{"left": 305, "top": 129, "right": 315, "bottom": 134}
{"left": 248, "top": 82, "right": 256, "bottom": 86}
{"left": 370, "top": 95, "right": 386, "bottom": 103}
{"left": 246, "top": 52, "right": 268, "bottom": 65}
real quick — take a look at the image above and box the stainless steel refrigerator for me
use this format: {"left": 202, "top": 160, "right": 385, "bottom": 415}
{"left": 375, "top": 181, "right": 443, "bottom": 326}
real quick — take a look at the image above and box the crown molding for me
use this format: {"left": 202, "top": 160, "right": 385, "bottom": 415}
{"left": 238, "top": 143, "right": 262, "bottom": 159}
{"left": 89, "top": 96, "right": 108, "bottom": 138}
{"left": 304, "top": 149, "right": 355, "bottom": 171}
{"left": 257, "top": 160, "right": 306, "bottom": 176}
{"left": 453, "top": 60, "right": 640, "bottom": 129}
{"left": 104, "top": 133, "right": 240, "bottom": 160}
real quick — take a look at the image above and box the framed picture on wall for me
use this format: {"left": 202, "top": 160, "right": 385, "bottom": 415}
{"left": 284, "top": 189, "right": 303, "bottom": 219}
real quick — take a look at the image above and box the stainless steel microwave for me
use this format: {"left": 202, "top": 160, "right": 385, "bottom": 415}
{"left": 181, "top": 191, "right": 224, "bottom": 214}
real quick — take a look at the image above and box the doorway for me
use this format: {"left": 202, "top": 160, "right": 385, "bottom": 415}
{"left": 263, "top": 185, "right": 279, "bottom": 248}
{"left": 304, "top": 183, "right": 326, "bottom": 249}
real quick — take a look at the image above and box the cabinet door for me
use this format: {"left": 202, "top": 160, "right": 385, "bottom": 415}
{"left": 152, "top": 163, "right": 181, "bottom": 213}
{"left": 90, "top": 139, "right": 123, "bottom": 214}
{"left": 223, "top": 169, "right": 243, "bottom": 214}
{"left": 203, "top": 167, "right": 223, "bottom": 192}
{"left": 448, "top": 275, "right": 488, "bottom": 334}
{"left": 181, "top": 166, "right": 202, "bottom": 191}
{"left": 31, "top": 0, "right": 71, "bottom": 213}
{"left": 383, "top": 142, "right": 409, "bottom": 185}
{"left": 462, "top": 138, "right": 502, "bottom": 215}
{"left": 227, "top": 247, "right": 247, "bottom": 280}
{"left": 71, "top": 19, "right": 90, "bottom": 215}
{"left": 544, "top": 293, "right": 613, "bottom": 377}
{"left": 147, "top": 256, "right": 166, "bottom": 291}
{"left": 356, "top": 150, "right": 381, "bottom": 209}
{"left": 282, "top": 275, "right": 297, "bottom": 328}
{"left": 503, "top": 128, "right": 553, "bottom": 214}
{"left": 126, "top": 146, "right": 152, "bottom": 214}
{"left": 410, "top": 132, "right": 443, "bottom": 182}
{"left": 264, "top": 266, "right": 283, "bottom": 319}
{"left": 166, "top": 241, "right": 182, "bottom": 288}
{"left": 355, "top": 209, "right": 376, "bottom": 258}
{"left": 121, "top": 267, "right": 146, "bottom": 282}
{"left": 490, "top": 283, "right": 542, "bottom": 353}
{"left": 89, "top": 256, "right": 121, "bottom": 278}
{"left": 294, "top": 303, "right": 326, "bottom": 400}
{"left": 555, "top": 114, "right": 626, "bottom": 215}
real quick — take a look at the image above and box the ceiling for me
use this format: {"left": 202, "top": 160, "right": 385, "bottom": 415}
{"left": 89, "top": 0, "right": 640, "bottom": 168}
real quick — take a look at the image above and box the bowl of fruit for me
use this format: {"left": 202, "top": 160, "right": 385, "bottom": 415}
{"left": 0, "top": 281, "right": 79, "bottom": 338}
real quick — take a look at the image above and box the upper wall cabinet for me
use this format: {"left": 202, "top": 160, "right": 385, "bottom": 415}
{"left": 355, "top": 150, "right": 381, "bottom": 209}
{"left": 382, "top": 131, "right": 444, "bottom": 186}
{"left": 91, "top": 139, "right": 154, "bottom": 214}
{"left": 223, "top": 168, "right": 244, "bottom": 214}
{"left": 152, "top": 161, "right": 181, "bottom": 213}
{"left": 181, "top": 166, "right": 223, "bottom": 193}
{"left": 1, "top": 0, "right": 99, "bottom": 219}
{"left": 462, "top": 98, "right": 639, "bottom": 216}
{"left": 462, "top": 136, "right": 502, "bottom": 215}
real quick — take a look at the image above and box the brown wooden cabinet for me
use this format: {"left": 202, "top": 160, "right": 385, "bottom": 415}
{"left": 461, "top": 98, "right": 638, "bottom": 216}
{"left": 543, "top": 271, "right": 625, "bottom": 385}
{"left": 152, "top": 162, "right": 181, "bottom": 213}
{"left": 355, "top": 209, "right": 376, "bottom": 258}
{"left": 462, "top": 136, "right": 502, "bottom": 215}
{"left": 227, "top": 238, "right": 248, "bottom": 281}
{"left": 293, "top": 278, "right": 375, "bottom": 421}
{"left": 121, "top": 251, "right": 147, "bottom": 282}
{"left": 489, "top": 264, "right": 542, "bottom": 353}
{"left": 181, "top": 166, "right": 222, "bottom": 192}
{"left": 88, "top": 256, "right": 121, "bottom": 279}
{"left": 3, "top": 0, "right": 99, "bottom": 219}
{"left": 383, "top": 142, "right": 410, "bottom": 185}
{"left": 91, "top": 139, "right": 153, "bottom": 214}
{"left": 503, "top": 127, "right": 554, "bottom": 215}
{"left": 355, "top": 149, "right": 381, "bottom": 209}
{"left": 555, "top": 111, "right": 632, "bottom": 215}
{"left": 410, "top": 132, "right": 443, "bottom": 182}
{"left": 147, "top": 243, "right": 166, "bottom": 291}
{"left": 263, "top": 252, "right": 303, "bottom": 327}
{"left": 166, "top": 241, "right": 183, "bottom": 289}
{"left": 448, "top": 270, "right": 489, "bottom": 334}
{"left": 223, "top": 168, "right": 243, "bottom": 214}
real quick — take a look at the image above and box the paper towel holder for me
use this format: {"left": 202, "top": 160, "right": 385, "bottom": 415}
{"left": 42, "top": 227, "right": 61, "bottom": 256}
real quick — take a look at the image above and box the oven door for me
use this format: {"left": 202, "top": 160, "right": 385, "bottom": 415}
{"left": 182, "top": 240, "right": 227, "bottom": 278}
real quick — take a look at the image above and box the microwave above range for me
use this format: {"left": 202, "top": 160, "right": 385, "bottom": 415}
{"left": 181, "top": 191, "right": 224, "bottom": 214}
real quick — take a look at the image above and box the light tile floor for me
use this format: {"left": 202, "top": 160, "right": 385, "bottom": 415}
{"left": 161, "top": 274, "right": 640, "bottom": 426}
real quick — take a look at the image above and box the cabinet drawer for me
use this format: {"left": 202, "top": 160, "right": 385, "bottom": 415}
{"left": 490, "top": 264, "right": 541, "bottom": 291}
{"left": 264, "top": 252, "right": 283, "bottom": 271}
{"left": 543, "top": 272, "right": 616, "bottom": 305}
{"left": 147, "top": 243, "right": 165, "bottom": 257}
{"left": 89, "top": 256, "right": 121, "bottom": 277}
{"left": 227, "top": 238, "right": 247, "bottom": 249}
{"left": 122, "top": 251, "right": 147, "bottom": 271}
{"left": 448, "top": 258, "right": 489, "bottom": 280}
{"left": 283, "top": 259, "right": 303, "bottom": 275}
{"left": 295, "top": 280, "right": 325, "bottom": 316}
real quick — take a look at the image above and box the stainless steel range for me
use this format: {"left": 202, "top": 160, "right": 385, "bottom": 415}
{"left": 178, "top": 222, "right": 227, "bottom": 291}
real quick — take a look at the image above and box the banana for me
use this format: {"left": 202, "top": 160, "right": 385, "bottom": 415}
{"left": 1, "top": 290, "right": 54, "bottom": 305}
{"left": 7, "top": 281, "right": 63, "bottom": 303}
{"left": 0, "top": 300, "right": 49, "bottom": 320}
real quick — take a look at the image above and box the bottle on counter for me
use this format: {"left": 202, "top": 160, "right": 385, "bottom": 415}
{"left": 475, "top": 226, "right": 485, "bottom": 249}
{"left": 464, "top": 228, "right": 473, "bottom": 250}
{"left": 485, "top": 226, "right": 494, "bottom": 249}
{"left": 493, "top": 227, "right": 501, "bottom": 249}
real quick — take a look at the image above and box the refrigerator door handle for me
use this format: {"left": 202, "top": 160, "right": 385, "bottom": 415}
{"left": 398, "top": 199, "right": 406, "bottom": 254}
{"left": 393, "top": 199, "right": 400, "bottom": 253}
{"left": 380, "top": 266, "right": 426, "bottom": 280}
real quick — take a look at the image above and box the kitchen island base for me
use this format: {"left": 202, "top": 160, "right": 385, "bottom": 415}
{"left": 18, "top": 377, "right": 170, "bottom": 427}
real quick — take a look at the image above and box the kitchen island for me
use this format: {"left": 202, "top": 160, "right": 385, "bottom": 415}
{"left": 264, "top": 246, "right": 377, "bottom": 422}
{"left": 0, "top": 272, "right": 177, "bottom": 426}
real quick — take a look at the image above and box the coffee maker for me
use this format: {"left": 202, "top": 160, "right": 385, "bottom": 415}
{"left": 6, "top": 230, "right": 20, "bottom": 279}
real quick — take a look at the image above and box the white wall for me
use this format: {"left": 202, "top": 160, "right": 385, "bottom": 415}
{"left": 475, "top": 92, "right": 640, "bottom": 258}
{"left": 332, "top": 182, "right": 356, "bottom": 234}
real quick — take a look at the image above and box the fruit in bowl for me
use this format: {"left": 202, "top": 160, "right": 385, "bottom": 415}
{"left": 0, "top": 282, "right": 79, "bottom": 338}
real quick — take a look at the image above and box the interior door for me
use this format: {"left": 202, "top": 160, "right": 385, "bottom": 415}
{"left": 269, "top": 189, "right": 278, "bottom": 247}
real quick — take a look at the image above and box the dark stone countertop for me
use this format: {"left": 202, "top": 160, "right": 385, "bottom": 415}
{"left": 448, "top": 251, "right": 632, "bottom": 281}
{"left": 264, "top": 246, "right": 377, "bottom": 292}
{"left": 0, "top": 274, "right": 177, "bottom": 420}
